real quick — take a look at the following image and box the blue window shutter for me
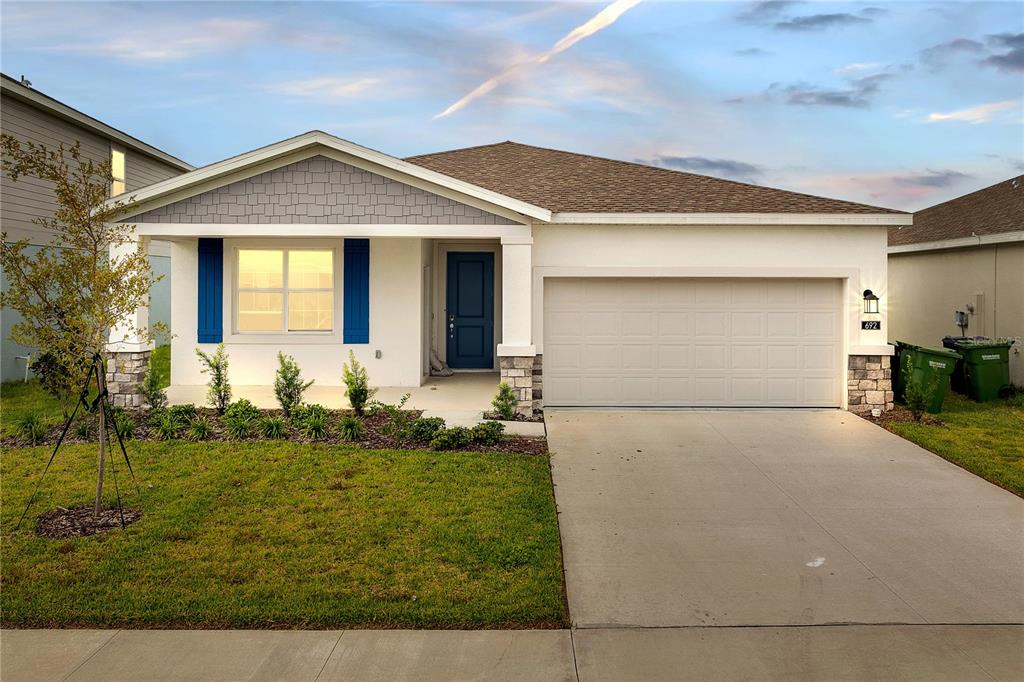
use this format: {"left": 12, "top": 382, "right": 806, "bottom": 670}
{"left": 197, "top": 238, "right": 223, "bottom": 343}
{"left": 344, "top": 239, "right": 369, "bottom": 343}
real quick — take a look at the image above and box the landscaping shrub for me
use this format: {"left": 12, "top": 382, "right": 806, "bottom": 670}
{"left": 339, "top": 415, "right": 366, "bottom": 442}
{"left": 491, "top": 382, "right": 518, "bottom": 421}
{"left": 342, "top": 350, "right": 377, "bottom": 416}
{"left": 153, "top": 410, "right": 181, "bottom": 441}
{"left": 368, "top": 393, "right": 412, "bottom": 439}
{"left": 293, "top": 403, "right": 330, "bottom": 424}
{"left": 273, "top": 352, "right": 313, "bottom": 417}
{"left": 195, "top": 343, "right": 231, "bottom": 413}
{"left": 405, "top": 417, "right": 446, "bottom": 443}
{"left": 301, "top": 411, "right": 329, "bottom": 441}
{"left": 74, "top": 415, "right": 95, "bottom": 440}
{"left": 187, "top": 416, "right": 212, "bottom": 442}
{"left": 169, "top": 404, "right": 198, "bottom": 424}
{"left": 471, "top": 421, "right": 505, "bottom": 446}
{"left": 140, "top": 363, "right": 167, "bottom": 411}
{"left": 225, "top": 399, "right": 261, "bottom": 424}
{"left": 904, "top": 375, "right": 940, "bottom": 422}
{"left": 259, "top": 416, "right": 287, "bottom": 440}
{"left": 430, "top": 426, "right": 473, "bottom": 451}
{"left": 112, "top": 410, "right": 136, "bottom": 440}
{"left": 17, "top": 413, "right": 46, "bottom": 445}
{"left": 224, "top": 413, "right": 254, "bottom": 440}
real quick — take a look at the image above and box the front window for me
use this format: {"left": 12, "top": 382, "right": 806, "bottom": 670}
{"left": 237, "top": 249, "right": 334, "bottom": 332}
{"left": 110, "top": 147, "right": 126, "bottom": 196}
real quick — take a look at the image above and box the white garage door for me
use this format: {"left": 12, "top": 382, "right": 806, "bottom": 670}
{"left": 543, "top": 278, "right": 843, "bottom": 407}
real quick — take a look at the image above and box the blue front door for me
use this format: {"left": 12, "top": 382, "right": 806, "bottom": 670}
{"left": 446, "top": 252, "right": 494, "bottom": 369}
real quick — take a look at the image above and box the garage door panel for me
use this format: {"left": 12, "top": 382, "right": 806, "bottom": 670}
{"left": 544, "top": 278, "right": 842, "bottom": 407}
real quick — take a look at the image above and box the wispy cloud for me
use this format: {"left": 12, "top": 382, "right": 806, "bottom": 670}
{"left": 733, "top": 73, "right": 892, "bottom": 108}
{"left": 735, "top": 47, "right": 771, "bottom": 57}
{"left": 434, "top": 0, "right": 643, "bottom": 118}
{"left": 920, "top": 38, "right": 986, "bottom": 69}
{"left": 927, "top": 99, "right": 1019, "bottom": 124}
{"left": 57, "top": 18, "right": 268, "bottom": 61}
{"left": 736, "top": 1, "right": 799, "bottom": 25}
{"left": 983, "top": 32, "right": 1024, "bottom": 72}
{"left": 267, "top": 76, "right": 384, "bottom": 100}
{"left": 645, "top": 155, "right": 764, "bottom": 182}
{"left": 775, "top": 13, "right": 870, "bottom": 31}
{"left": 834, "top": 62, "right": 883, "bottom": 76}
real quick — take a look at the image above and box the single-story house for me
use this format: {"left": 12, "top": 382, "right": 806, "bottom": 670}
{"left": 105, "top": 131, "right": 909, "bottom": 414}
{"left": 888, "top": 176, "right": 1023, "bottom": 386}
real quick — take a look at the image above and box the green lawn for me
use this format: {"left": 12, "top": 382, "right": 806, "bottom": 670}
{"left": 0, "top": 352, "right": 567, "bottom": 628}
{"left": 884, "top": 392, "right": 1024, "bottom": 498}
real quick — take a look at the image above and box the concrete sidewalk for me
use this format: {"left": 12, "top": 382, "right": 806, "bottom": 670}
{"left": 3, "top": 625, "right": 1022, "bottom": 681}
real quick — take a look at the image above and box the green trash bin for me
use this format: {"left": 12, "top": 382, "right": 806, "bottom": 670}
{"left": 941, "top": 337, "right": 1012, "bottom": 402}
{"left": 894, "top": 342, "right": 959, "bottom": 413}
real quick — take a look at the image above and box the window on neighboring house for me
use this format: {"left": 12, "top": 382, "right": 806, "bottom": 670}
{"left": 110, "top": 147, "right": 126, "bottom": 196}
{"left": 236, "top": 249, "right": 334, "bottom": 333}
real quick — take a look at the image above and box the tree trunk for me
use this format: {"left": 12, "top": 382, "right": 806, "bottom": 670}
{"left": 95, "top": 406, "right": 106, "bottom": 518}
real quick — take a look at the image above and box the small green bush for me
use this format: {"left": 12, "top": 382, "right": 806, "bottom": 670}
{"left": 224, "top": 413, "right": 253, "bottom": 440}
{"left": 259, "top": 416, "right": 287, "bottom": 439}
{"left": 491, "top": 382, "right": 518, "bottom": 421}
{"left": 225, "top": 399, "right": 261, "bottom": 424}
{"left": 112, "top": 410, "right": 136, "bottom": 440}
{"left": 430, "top": 426, "right": 473, "bottom": 451}
{"left": 187, "top": 416, "right": 212, "bottom": 442}
{"left": 405, "top": 417, "right": 446, "bottom": 443}
{"left": 140, "top": 363, "right": 167, "bottom": 411}
{"left": 195, "top": 343, "right": 231, "bottom": 413}
{"left": 301, "top": 412, "right": 329, "bottom": 441}
{"left": 291, "top": 403, "right": 330, "bottom": 424}
{"left": 471, "top": 421, "right": 505, "bottom": 445}
{"left": 274, "top": 352, "right": 313, "bottom": 417}
{"left": 153, "top": 410, "right": 181, "bottom": 440}
{"left": 169, "top": 403, "right": 198, "bottom": 423}
{"left": 74, "top": 415, "right": 95, "bottom": 440}
{"left": 369, "top": 393, "right": 412, "bottom": 438}
{"left": 339, "top": 415, "right": 366, "bottom": 441}
{"left": 342, "top": 350, "right": 377, "bottom": 416}
{"left": 17, "top": 413, "right": 46, "bottom": 445}
{"left": 904, "top": 374, "right": 940, "bottom": 421}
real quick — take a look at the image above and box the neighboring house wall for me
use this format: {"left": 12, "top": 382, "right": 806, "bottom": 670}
{"left": 169, "top": 237, "right": 429, "bottom": 388}
{"left": 888, "top": 243, "right": 1024, "bottom": 386}
{"left": 0, "top": 92, "right": 185, "bottom": 381}
{"left": 135, "top": 156, "right": 519, "bottom": 225}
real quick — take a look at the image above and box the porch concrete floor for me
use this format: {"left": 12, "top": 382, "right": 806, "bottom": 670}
{"left": 167, "top": 372, "right": 500, "bottom": 412}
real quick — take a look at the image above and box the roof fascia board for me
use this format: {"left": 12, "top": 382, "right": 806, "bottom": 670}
{"left": 548, "top": 212, "right": 912, "bottom": 226}
{"left": 1, "top": 77, "right": 193, "bottom": 171}
{"left": 106, "top": 131, "right": 548, "bottom": 223}
{"left": 888, "top": 230, "right": 1024, "bottom": 254}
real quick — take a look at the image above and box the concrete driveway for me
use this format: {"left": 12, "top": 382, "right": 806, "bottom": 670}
{"left": 547, "top": 410, "right": 1024, "bottom": 629}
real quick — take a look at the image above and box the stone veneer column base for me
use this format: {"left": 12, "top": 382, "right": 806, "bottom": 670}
{"left": 847, "top": 354, "right": 894, "bottom": 415}
{"left": 499, "top": 355, "right": 536, "bottom": 416}
{"left": 105, "top": 350, "right": 152, "bottom": 409}
{"left": 531, "top": 354, "right": 543, "bottom": 413}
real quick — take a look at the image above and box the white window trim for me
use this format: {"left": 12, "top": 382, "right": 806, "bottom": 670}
{"left": 223, "top": 239, "right": 344, "bottom": 345}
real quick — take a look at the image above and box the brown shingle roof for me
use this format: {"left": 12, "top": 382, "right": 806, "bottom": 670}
{"left": 405, "top": 141, "right": 903, "bottom": 215}
{"left": 889, "top": 176, "right": 1024, "bottom": 246}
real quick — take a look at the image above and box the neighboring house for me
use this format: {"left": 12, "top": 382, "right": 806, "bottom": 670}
{"left": 105, "top": 131, "right": 909, "bottom": 414}
{"left": 888, "top": 176, "right": 1023, "bottom": 386}
{"left": 0, "top": 73, "right": 193, "bottom": 381}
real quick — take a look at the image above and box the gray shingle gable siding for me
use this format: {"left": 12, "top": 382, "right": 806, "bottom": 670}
{"left": 135, "top": 156, "right": 518, "bottom": 224}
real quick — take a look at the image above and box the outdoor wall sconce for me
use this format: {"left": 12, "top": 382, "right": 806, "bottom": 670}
{"left": 862, "top": 289, "right": 880, "bottom": 315}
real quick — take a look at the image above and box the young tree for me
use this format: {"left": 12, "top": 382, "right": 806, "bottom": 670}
{"left": 1, "top": 136, "right": 157, "bottom": 411}
{"left": 1, "top": 136, "right": 158, "bottom": 518}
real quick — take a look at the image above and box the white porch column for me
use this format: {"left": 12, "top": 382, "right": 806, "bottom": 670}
{"left": 497, "top": 235, "right": 537, "bottom": 416}
{"left": 106, "top": 233, "right": 153, "bottom": 408}
{"left": 107, "top": 234, "right": 152, "bottom": 353}
{"left": 497, "top": 235, "right": 534, "bottom": 356}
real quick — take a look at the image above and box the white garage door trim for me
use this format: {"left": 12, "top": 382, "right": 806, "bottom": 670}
{"left": 543, "top": 277, "right": 844, "bottom": 408}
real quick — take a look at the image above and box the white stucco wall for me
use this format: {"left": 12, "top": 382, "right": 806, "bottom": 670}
{"left": 170, "top": 237, "right": 425, "bottom": 389}
{"left": 529, "top": 224, "right": 891, "bottom": 356}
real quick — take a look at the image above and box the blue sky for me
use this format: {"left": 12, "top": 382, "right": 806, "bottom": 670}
{"left": 2, "top": 0, "right": 1021, "bottom": 210}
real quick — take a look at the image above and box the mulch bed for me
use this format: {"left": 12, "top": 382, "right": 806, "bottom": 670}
{"left": 35, "top": 505, "right": 142, "bottom": 539}
{"left": 861, "top": 404, "right": 945, "bottom": 427}
{"left": 4, "top": 407, "right": 548, "bottom": 455}
{"left": 483, "top": 411, "right": 545, "bottom": 423}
